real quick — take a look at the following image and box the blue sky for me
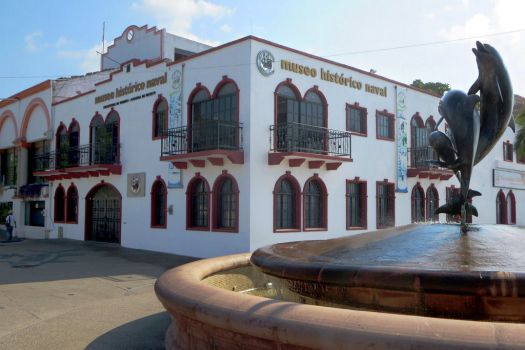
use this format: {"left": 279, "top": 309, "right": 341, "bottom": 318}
{"left": 1, "top": 0, "right": 524, "bottom": 99}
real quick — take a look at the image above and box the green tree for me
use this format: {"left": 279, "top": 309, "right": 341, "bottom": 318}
{"left": 411, "top": 79, "right": 451, "bottom": 97}
{"left": 515, "top": 107, "right": 525, "bottom": 161}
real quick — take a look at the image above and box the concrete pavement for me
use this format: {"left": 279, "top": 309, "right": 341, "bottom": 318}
{"left": 0, "top": 236, "right": 195, "bottom": 349}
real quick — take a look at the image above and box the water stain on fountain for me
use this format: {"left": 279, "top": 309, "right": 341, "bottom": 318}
{"left": 251, "top": 224, "right": 525, "bottom": 321}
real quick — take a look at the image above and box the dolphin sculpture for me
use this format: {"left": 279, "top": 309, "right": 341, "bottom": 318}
{"left": 430, "top": 42, "right": 513, "bottom": 233}
{"left": 468, "top": 41, "right": 514, "bottom": 165}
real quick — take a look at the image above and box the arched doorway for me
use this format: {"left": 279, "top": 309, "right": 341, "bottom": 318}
{"left": 85, "top": 183, "right": 121, "bottom": 243}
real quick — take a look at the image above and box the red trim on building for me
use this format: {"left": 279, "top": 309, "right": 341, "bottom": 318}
{"left": 0, "top": 110, "right": 19, "bottom": 141}
{"left": 376, "top": 109, "right": 395, "bottom": 141}
{"left": 152, "top": 94, "right": 169, "bottom": 140}
{"left": 376, "top": 179, "right": 395, "bottom": 229}
{"left": 0, "top": 80, "right": 51, "bottom": 109}
{"left": 84, "top": 182, "right": 122, "bottom": 243}
{"left": 346, "top": 102, "right": 368, "bottom": 136}
{"left": 186, "top": 173, "right": 211, "bottom": 231}
{"left": 20, "top": 97, "right": 51, "bottom": 140}
{"left": 346, "top": 177, "right": 368, "bottom": 230}
{"left": 66, "top": 183, "right": 79, "bottom": 224}
{"left": 410, "top": 182, "right": 425, "bottom": 223}
{"left": 273, "top": 172, "right": 302, "bottom": 233}
{"left": 211, "top": 171, "right": 240, "bottom": 233}
{"left": 151, "top": 176, "right": 168, "bottom": 229}
{"left": 503, "top": 140, "right": 514, "bottom": 162}
{"left": 507, "top": 190, "right": 516, "bottom": 224}
{"left": 302, "top": 175, "right": 328, "bottom": 231}
{"left": 54, "top": 184, "right": 66, "bottom": 223}
{"left": 496, "top": 189, "right": 507, "bottom": 224}
{"left": 425, "top": 184, "right": 439, "bottom": 221}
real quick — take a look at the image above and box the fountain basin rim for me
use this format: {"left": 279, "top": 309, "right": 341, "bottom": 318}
{"left": 155, "top": 253, "right": 525, "bottom": 349}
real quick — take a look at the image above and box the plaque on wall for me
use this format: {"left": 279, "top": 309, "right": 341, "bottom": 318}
{"left": 127, "top": 173, "right": 146, "bottom": 197}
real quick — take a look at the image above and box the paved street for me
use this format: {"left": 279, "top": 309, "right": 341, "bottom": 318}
{"left": 0, "top": 234, "right": 195, "bottom": 349}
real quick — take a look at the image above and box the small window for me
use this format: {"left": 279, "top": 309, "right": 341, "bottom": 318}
{"left": 303, "top": 177, "right": 327, "bottom": 230}
{"left": 274, "top": 174, "right": 300, "bottom": 231}
{"left": 496, "top": 190, "right": 506, "bottom": 224}
{"left": 426, "top": 186, "right": 439, "bottom": 222}
{"left": 151, "top": 178, "right": 167, "bottom": 228}
{"left": 346, "top": 103, "right": 367, "bottom": 135}
{"left": 346, "top": 179, "right": 367, "bottom": 229}
{"left": 411, "top": 184, "right": 425, "bottom": 223}
{"left": 153, "top": 97, "right": 168, "bottom": 139}
{"left": 54, "top": 186, "right": 65, "bottom": 223}
{"left": 213, "top": 175, "right": 239, "bottom": 232}
{"left": 376, "top": 181, "right": 395, "bottom": 229}
{"left": 503, "top": 141, "right": 513, "bottom": 162}
{"left": 66, "top": 185, "right": 78, "bottom": 223}
{"left": 376, "top": 110, "right": 395, "bottom": 141}
{"left": 507, "top": 191, "right": 516, "bottom": 225}
{"left": 187, "top": 176, "right": 209, "bottom": 230}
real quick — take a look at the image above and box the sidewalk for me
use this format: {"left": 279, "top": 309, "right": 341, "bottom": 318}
{"left": 0, "top": 238, "right": 195, "bottom": 349}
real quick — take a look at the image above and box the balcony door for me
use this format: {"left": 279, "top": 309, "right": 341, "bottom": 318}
{"left": 90, "top": 112, "right": 119, "bottom": 164}
{"left": 190, "top": 82, "right": 238, "bottom": 152}
{"left": 276, "top": 84, "right": 326, "bottom": 153}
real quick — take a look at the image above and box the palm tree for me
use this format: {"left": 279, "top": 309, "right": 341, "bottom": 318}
{"left": 516, "top": 108, "right": 525, "bottom": 161}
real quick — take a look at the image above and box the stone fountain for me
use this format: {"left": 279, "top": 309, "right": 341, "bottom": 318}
{"left": 155, "top": 43, "right": 525, "bottom": 349}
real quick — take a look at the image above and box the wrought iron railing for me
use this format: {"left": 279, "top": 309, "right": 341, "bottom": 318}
{"left": 270, "top": 122, "right": 352, "bottom": 158}
{"left": 33, "top": 142, "right": 120, "bottom": 172}
{"left": 408, "top": 146, "right": 439, "bottom": 169}
{"left": 161, "top": 121, "right": 243, "bottom": 156}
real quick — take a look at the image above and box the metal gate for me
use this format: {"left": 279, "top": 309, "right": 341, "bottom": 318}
{"left": 87, "top": 186, "right": 121, "bottom": 243}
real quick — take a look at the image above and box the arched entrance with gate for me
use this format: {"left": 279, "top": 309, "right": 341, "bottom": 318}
{"left": 85, "top": 183, "right": 121, "bottom": 243}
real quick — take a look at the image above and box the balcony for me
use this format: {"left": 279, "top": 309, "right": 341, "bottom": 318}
{"left": 32, "top": 142, "right": 121, "bottom": 180}
{"left": 407, "top": 146, "right": 453, "bottom": 180}
{"left": 268, "top": 122, "right": 352, "bottom": 170}
{"left": 160, "top": 121, "right": 244, "bottom": 169}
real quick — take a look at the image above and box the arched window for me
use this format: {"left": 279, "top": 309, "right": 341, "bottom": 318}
{"left": 152, "top": 96, "right": 168, "bottom": 139}
{"left": 275, "top": 82, "right": 327, "bottom": 153}
{"left": 54, "top": 185, "right": 65, "bottom": 222}
{"left": 56, "top": 124, "right": 68, "bottom": 168}
{"left": 303, "top": 177, "right": 327, "bottom": 230}
{"left": 274, "top": 173, "right": 301, "bottom": 231}
{"left": 496, "top": 190, "right": 507, "bottom": 224}
{"left": 426, "top": 185, "right": 439, "bottom": 222}
{"left": 187, "top": 175, "right": 210, "bottom": 230}
{"left": 410, "top": 115, "right": 426, "bottom": 168}
{"left": 66, "top": 185, "right": 78, "bottom": 223}
{"left": 151, "top": 177, "right": 167, "bottom": 228}
{"left": 213, "top": 174, "right": 239, "bottom": 232}
{"left": 276, "top": 84, "right": 300, "bottom": 125}
{"left": 68, "top": 120, "right": 80, "bottom": 166}
{"left": 506, "top": 191, "right": 516, "bottom": 225}
{"left": 215, "top": 82, "right": 238, "bottom": 124}
{"left": 411, "top": 184, "right": 425, "bottom": 223}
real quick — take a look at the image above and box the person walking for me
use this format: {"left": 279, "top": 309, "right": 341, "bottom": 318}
{"left": 5, "top": 210, "right": 16, "bottom": 241}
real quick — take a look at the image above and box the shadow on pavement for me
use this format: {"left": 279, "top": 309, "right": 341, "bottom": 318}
{"left": 85, "top": 312, "right": 169, "bottom": 350}
{"left": 0, "top": 238, "right": 197, "bottom": 284}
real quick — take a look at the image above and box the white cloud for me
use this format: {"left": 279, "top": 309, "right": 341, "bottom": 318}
{"left": 220, "top": 24, "right": 232, "bottom": 33}
{"left": 58, "top": 42, "right": 108, "bottom": 73}
{"left": 55, "top": 36, "right": 73, "bottom": 49}
{"left": 438, "top": 0, "right": 525, "bottom": 95}
{"left": 131, "top": 0, "right": 233, "bottom": 44}
{"left": 25, "top": 31, "right": 43, "bottom": 52}
{"left": 439, "top": 13, "right": 491, "bottom": 40}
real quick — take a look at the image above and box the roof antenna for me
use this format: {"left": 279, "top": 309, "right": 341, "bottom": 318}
{"left": 102, "top": 21, "right": 106, "bottom": 53}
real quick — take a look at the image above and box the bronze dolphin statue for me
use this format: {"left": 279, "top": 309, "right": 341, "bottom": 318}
{"left": 468, "top": 41, "right": 514, "bottom": 165}
{"left": 437, "top": 90, "right": 480, "bottom": 200}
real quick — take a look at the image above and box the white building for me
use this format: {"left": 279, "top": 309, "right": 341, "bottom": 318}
{"left": 0, "top": 25, "right": 522, "bottom": 257}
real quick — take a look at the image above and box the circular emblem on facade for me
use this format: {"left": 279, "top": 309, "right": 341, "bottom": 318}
{"left": 256, "top": 50, "right": 275, "bottom": 76}
{"left": 127, "top": 29, "right": 134, "bottom": 41}
{"left": 130, "top": 175, "right": 141, "bottom": 193}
